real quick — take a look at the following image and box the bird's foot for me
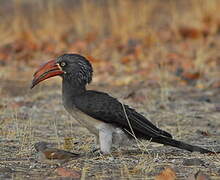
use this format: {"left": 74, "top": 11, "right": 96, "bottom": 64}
{"left": 87, "top": 147, "right": 101, "bottom": 157}
{"left": 92, "top": 148, "right": 104, "bottom": 157}
{"left": 92, "top": 147, "right": 100, "bottom": 153}
{"left": 89, "top": 148, "right": 112, "bottom": 158}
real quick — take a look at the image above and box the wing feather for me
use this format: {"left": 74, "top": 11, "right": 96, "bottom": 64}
{"left": 73, "top": 90, "right": 172, "bottom": 139}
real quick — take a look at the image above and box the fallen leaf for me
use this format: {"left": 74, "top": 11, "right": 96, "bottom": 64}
{"left": 182, "top": 72, "right": 201, "bottom": 81}
{"left": 179, "top": 26, "right": 202, "bottom": 39}
{"left": 56, "top": 167, "right": 81, "bottom": 178}
{"left": 120, "top": 55, "right": 133, "bottom": 64}
{"left": 175, "top": 68, "right": 202, "bottom": 85}
{"left": 155, "top": 167, "right": 176, "bottom": 180}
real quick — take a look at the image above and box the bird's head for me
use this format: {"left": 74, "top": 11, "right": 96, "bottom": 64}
{"left": 31, "top": 54, "right": 93, "bottom": 88}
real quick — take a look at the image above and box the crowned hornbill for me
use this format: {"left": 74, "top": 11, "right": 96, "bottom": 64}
{"left": 31, "top": 54, "right": 214, "bottom": 154}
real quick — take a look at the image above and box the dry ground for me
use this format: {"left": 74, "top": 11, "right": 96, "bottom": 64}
{"left": 0, "top": 0, "right": 220, "bottom": 179}
{"left": 0, "top": 71, "right": 220, "bottom": 179}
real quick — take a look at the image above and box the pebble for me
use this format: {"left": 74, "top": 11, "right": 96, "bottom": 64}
{"left": 182, "top": 158, "right": 205, "bottom": 166}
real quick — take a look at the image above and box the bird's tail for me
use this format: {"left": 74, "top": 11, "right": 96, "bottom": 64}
{"left": 152, "top": 136, "right": 214, "bottom": 154}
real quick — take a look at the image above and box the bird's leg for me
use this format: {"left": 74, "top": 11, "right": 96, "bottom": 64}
{"left": 99, "top": 129, "right": 113, "bottom": 154}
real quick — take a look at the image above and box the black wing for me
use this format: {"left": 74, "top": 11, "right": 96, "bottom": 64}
{"left": 72, "top": 90, "right": 215, "bottom": 154}
{"left": 73, "top": 90, "right": 172, "bottom": 139}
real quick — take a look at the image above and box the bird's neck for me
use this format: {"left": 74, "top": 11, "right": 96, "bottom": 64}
{"left": 62, "top": 79, "right": 86, "bottom": 108}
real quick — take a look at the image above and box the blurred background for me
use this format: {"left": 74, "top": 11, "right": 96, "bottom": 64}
{"left": 0, "top": 1, "right": 220, "bottom": 179}
{"left": 0, "top": 0, "right": 220, "bottom": 88}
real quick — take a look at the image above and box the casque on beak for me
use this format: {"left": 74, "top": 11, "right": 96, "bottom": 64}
{"left": 31, "top": 60, "right": 64, "bottom": 89}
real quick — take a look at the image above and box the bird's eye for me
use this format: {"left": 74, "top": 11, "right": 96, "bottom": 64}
{"left": 60, "top": 62, "right": 66, "bottom": 67}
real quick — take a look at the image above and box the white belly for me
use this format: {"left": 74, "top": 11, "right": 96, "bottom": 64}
{"left": 66, "top": 106, "right": 102, "bottom": 136}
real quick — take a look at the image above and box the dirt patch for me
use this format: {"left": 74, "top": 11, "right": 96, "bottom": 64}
{"left": 0, "top": 77, "right": 220, "bottom": 179}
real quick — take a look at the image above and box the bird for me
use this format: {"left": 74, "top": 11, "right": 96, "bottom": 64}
{"left": 31, "top": 54, "right": 214, "bottom": 154}
{"left": 34, "top": 141, "right": 80, "bottom": 164}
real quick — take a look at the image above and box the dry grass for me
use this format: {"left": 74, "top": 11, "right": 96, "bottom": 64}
{"left": 0, "top": 0, "right": 220, "bottom": 179}
{"left": 1, "top": 1, "right": 155, "bottom": 43}
{"left": 1, "top": 81, "right": 220, "bottom": 179}
{"left": 0, "top": 0, "right": 219, "bottom": 64}
{"left": 0, "top": 0, "right": 220, "bottom": 88}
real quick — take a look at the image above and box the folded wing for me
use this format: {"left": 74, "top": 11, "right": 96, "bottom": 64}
{"left": 73, "top": 90, "right": 172, "bottom": 139}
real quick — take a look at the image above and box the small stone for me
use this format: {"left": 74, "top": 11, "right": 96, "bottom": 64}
{"left": 183, "top": 158, "right": 205, "bottom": 166}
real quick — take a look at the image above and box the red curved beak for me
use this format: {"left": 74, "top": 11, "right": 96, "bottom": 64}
{"left": 31, "top": 60, "right": 64, "bottom": 89}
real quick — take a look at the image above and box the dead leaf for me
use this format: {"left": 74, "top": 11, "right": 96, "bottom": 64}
{"left": 155, "top": 167, "right": 176, "bottom": 180}
{"left": 121, "top": 55, "right": 132, "bottom": 64}
{"left": 179, "top": 26, "right": 202, "bottom": 39}
{"left": 175, "top": 68, "right": 201, "bottom": 85}
{"left": 182, "top": 72, "right": 201, "bottom": 81}
{"left": 56, "top": 167, "right": 81, "bottom": 178}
